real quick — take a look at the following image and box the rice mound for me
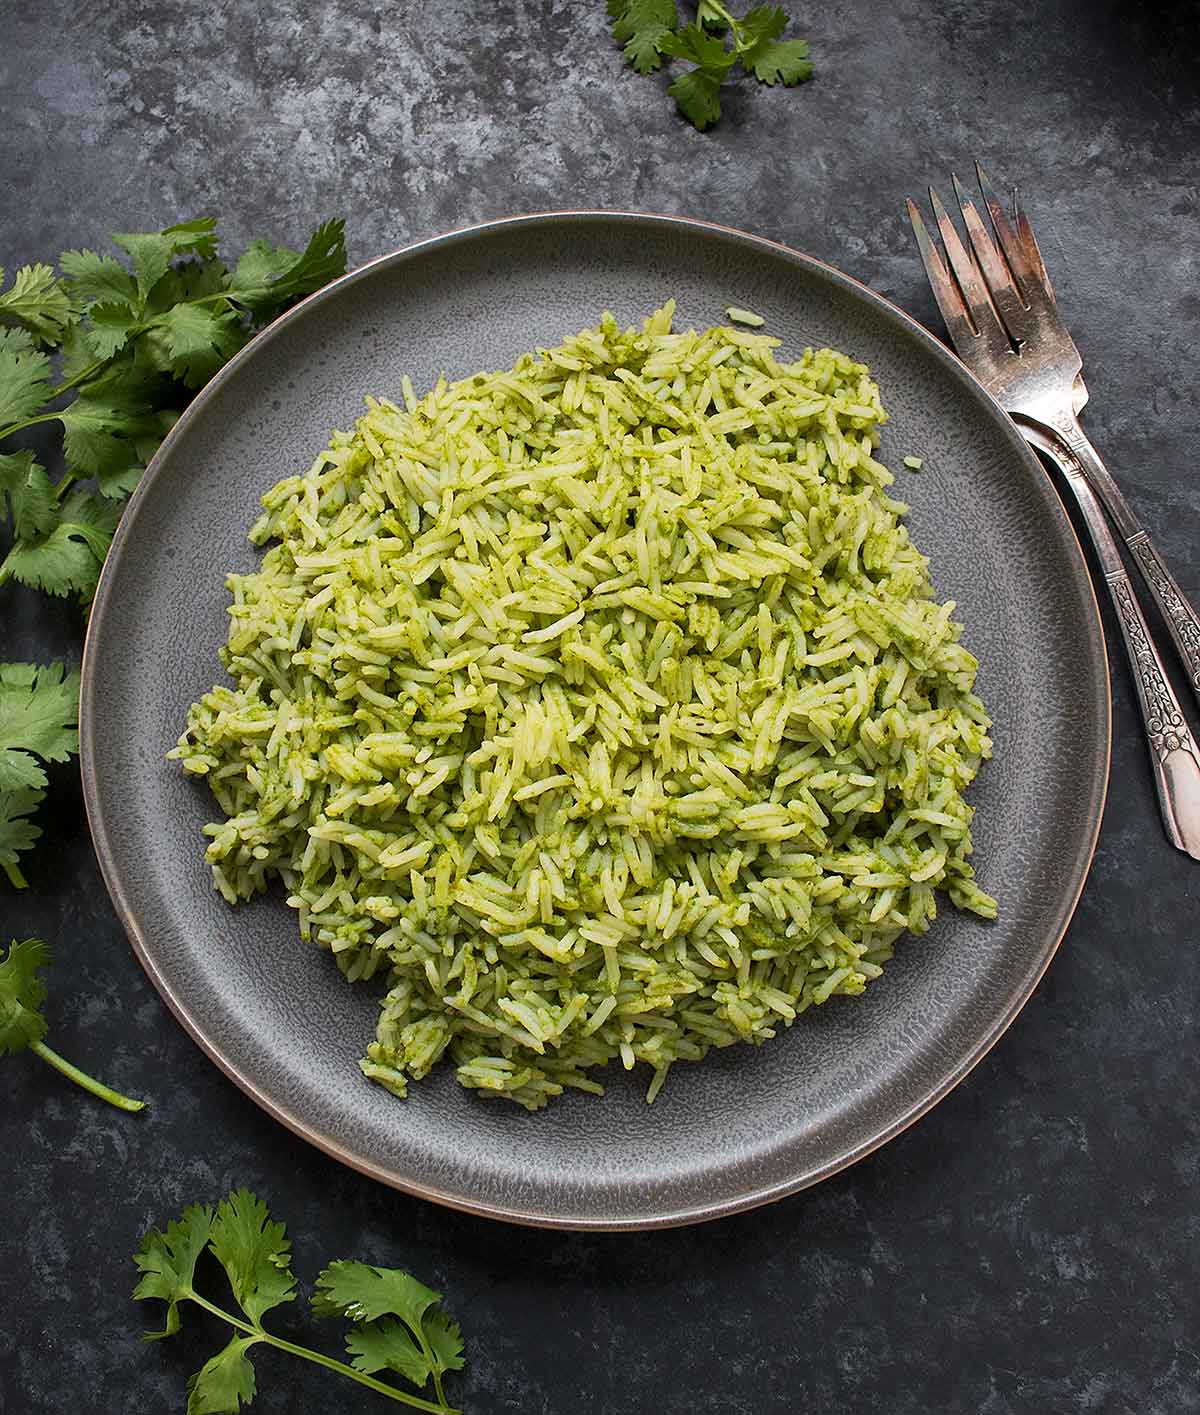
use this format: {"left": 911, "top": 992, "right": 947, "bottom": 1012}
{"left": 171, "top": 302, "right": 995, "bottom": 1111}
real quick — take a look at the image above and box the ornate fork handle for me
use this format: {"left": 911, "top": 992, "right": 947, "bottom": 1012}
{"left": 1054, "top": 416, "right": 1200, "bottom": 704}
{"left": 1028, "top": 431, "right": 1200, "bottom": 859}
{"left": 1125, "top": 535, "right": 1200, "bottom": 694}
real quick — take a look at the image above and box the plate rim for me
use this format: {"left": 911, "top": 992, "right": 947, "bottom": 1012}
{"left": 79, "top": 209, "right": 1112, "bottom": 1229}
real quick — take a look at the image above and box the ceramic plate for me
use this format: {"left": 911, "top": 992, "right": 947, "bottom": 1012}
{"left": 80, "top": 213, "right": 1109, "bottom": 1229}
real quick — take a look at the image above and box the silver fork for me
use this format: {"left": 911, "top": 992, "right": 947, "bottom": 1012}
{"left": 907, "top": 164, "right": 1200, "bottom": 861}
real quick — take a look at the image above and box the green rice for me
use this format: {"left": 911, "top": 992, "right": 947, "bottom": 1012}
{"left": 170, "top": 302, "right": 995, "bottom": 1111}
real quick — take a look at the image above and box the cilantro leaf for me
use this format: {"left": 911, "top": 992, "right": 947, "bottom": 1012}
{"left": 747, "top": 36, "right": 813, "bottom": 84}
{"left": 737, "top": 3, "right": 787, "bottom": 45}
{"left": 226, "top": 219, "right": 348, "bottom": 316}
{"left": 609, "top": 0, "right": 674, "bottom": 34}
{"left": 112, "top": 218, "right": 219, "bottom": 303}
{"left": 160, "top": 217, "right": 222, "bottom": 258}
{"left": 106, "top": 234, "right": 172, "bottom": 303}
{"left": 134, "top": 1203, "right": 216, "bottom": 1338}
{"left": 609, "top": 0, "right": 678, "bottom": 73}
{"left": 59, "top": 393, "right": 157, "bottom": 490}
{"left": 78, "top": 343, "right": 171, "bottom": 409}
{"left": 263, "top": 218, "right": 348, "bottom": 305}
{"left": 0, "top": 264, "right": 76, "bottom": 346}
{"left": 0, "top": 661, "right": 79, "bottom": 794}
{"left": 624, "top": 21, "right": 676, "bottom": 73}
{"left": 57, "top": 486, "right": 123, "bottom": 552}
{"left": 85, "top": 302, "right": 142, "bottom": 360}
{"left": 0, "top": 749, "right": 45, "bottom": 792}
{"left": 344, "top": 1318, "right": 432, "bottom": 1385}
{"left": 0, "top": 451, "right": 57, "bottom": 540}
{"left": 419, "top": 1306, "right": 466, "bottom": 1378}
{"left": 56, "top": 322, "right": 103, "bottom": 383}
{"left": 208, "top": 1189, "right": 297, "bottom": 1324}
{"left": 59, "top": 395, "right": 129, "bottom": 474}
{"left": 0, "top": 784, "right": 45, "bottom": 886}
{"left": 97, "top": 461, "right": 146, "bottom": 499}
{"left": 155, "top": 256, "right": 232, "bottom": 310}
{"left": 0, "top": 937, "right": 50, "bottom": 1054}
{"left": 662, "top": 21, "right": 738, "bottom": 70}
{"left": 186, "top": 1338, "right": 259, "bottom": 1415}
{"left": 0, "top": 327, "right": 52, "bottom": 428}
{"left": 0, "top": 490, "right": 119, "bottom": 599}
{"left": 226, "top": 241, "right": 298, "bottom": 299}
{"left": 59, "top": 248, "right": 140, "bottom": 308}
{"left": 668, "top": 67, "right": 724, "bottom": 129}
{"left": 147, "top": 303, "right": 243, "bottom": 388}
{"left": 312, "top": 1261, "right": 440, "bottom": 1327}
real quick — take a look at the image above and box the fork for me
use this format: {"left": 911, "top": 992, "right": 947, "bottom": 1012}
{"left": 907, "top": 164, "right": 1200, "bottom": 861}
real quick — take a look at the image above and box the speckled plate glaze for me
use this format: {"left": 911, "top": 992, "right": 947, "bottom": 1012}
{"left": 80, "top": 213, "right": 1110, "bottom": 1230}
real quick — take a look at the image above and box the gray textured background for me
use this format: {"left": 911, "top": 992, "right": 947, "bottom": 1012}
{"left": 3, "top": 1, "right": 1198, "bottom": 1412}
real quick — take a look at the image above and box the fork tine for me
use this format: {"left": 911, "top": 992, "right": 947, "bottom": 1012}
{"left": 905, "top": 198, "right": 979, "bottom": 354}
{"left": 952, "top": 172, "right": 1030, "bottom": 340}
{"left": 1012, "top": 186, "right": 1057, "bottom": 300}
{"left": 975, "top": 161, "right": 1048, "bottom": 306}
{"left": 927, "top": 186, "right": 1011, "bottom": 351}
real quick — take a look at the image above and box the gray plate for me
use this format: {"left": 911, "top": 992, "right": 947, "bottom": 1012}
{"left": 80, "top": 213, "right": 1110, "bottom": 1230}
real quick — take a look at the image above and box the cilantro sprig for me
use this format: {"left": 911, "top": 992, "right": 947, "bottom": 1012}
{"left": 0, "top": 217, "right": 347, "bottom": 886}
{"left": 608, "top": 0, "right": 814, "bottom": 130}
{"left": 0, "top": 215, "right": 346, "bottom": 604}
{"left": 1, "top": 938, "right": 146, "bottom": 1111}
{"left": 134, "top": 1191, "right": 465, "bottom": 1414}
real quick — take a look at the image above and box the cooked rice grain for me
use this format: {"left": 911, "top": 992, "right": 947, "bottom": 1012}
{"left": 171, "top": 303, "right": 996, "bottom": 1111}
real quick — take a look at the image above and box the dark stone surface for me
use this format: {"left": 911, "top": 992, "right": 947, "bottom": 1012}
{"left": 1, "top": 1, "right": 1197, "bottom": 1412}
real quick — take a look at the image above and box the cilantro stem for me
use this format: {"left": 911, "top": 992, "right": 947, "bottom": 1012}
{"left": 262, "top": 1330, "right": 460, "bottom": 1415}
{"left": 2, "top": 861, "right": 28, "bottom": 888}
{"left": 704, "top": 1, "right": 755, "bottom": 54}
{"left": 48, "top": 356, "right": 112, "bottom": 400}
{"left": 0, "top": 410, "right": 65, "bottom": 442}
{"left": 432, "top": 1367, "right": 448, "bottom": 1410}
{"left": 29, "top": 1038, "right": 147, "bottom": 1111}
{"left": 185, "top": 1292, "right": 460, "bottom": 1415}
{"left": 410, "top": 1317, "right": 448, "bottom": 1409}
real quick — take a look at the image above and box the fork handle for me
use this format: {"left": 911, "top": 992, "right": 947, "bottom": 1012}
{"left": 1052, "top": 415, "right": 1200, "bottom": 709}
{"left": 1031, "top": 436, "right": 1200, "bottom": 860}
